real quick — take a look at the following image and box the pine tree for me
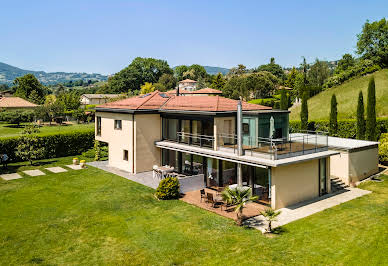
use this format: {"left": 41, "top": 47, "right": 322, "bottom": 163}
{"left": 280, "top": 88, "right": 288, "bottom": 110}
{"left": 329, "top": 94, "right": 338, "bottom": 136}
{"left": 211, "top": 73, "right": 226, "bottom": 91}
{"left": 356, "top": 91, "right": 365, "bottom": 139}
{"left": 300, "top": 90, "right": 309, "bottom": 130}
{"left": 366, "top": 76, "right": 377, "bottom": 141}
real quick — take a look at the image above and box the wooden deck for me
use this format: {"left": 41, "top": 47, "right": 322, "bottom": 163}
{"left": 180, "top": 188, "right": 270, "bottom": 221}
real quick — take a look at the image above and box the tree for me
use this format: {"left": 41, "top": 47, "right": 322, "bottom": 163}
{"left": 356, "top": 91, "right": 366, "bottom": 139}
{"left": 227, "top": 64, "right": 247, "bottom": 77}
{"left": 366, "top": 76, "right": 377, "bottom": 140}
{"left": 280, "top": 88, "right": 288, "bottom": 110}
{"left": 140, "top": 82, "right": 155, "bottom": 94}
{"left": 329, "top": 94, "right": 338, "bottom": 135}
{"left": 256, "top": 58, "right": 285, "bottom": 81}
{"left": 246, "top": 71, "right": 279, "bottom": 99}
{"left": 211, "top": 73, "right": 226, "bottom": 91}
{"left": 335, "top": 54, "right": 355, "bottom": 74}
{"left": 16, "top": 125, "right": 45, "bottom": 165}
{"left": 222, "top": 187, "right": 258, "bottom": 226}
{"left": 157, "top": 73, "right": 176, "bottom": 91}
{"left": 94, "top": 140, "right": 101, "bottom": 161}
{"left": 300, "top": 91, "right": 309, "bottom": 130}
{"left": 56, "top": 92, "right": 80, "bottom": 111}
{"left": 260, "top": 208, "right": 281, "bottom": 233}
{"left": 357, "top": 18, "right": 388, "bottom": 67}
{"left": 174, "top": 65, "right": 189, "bottom": 80}
{"left": 174, "top": 64, "right": 208, "bottom": 81}
{"left": 108, "top": 57, "right": 173, "bottom": 93}
{"left": 13, "top": 74, "right": 46, "bottom": 104}
{"left": 308, "top": 59, "right": 330, "bottom": 88}
{"left": 285, "top": 67, "right": 298, "bottom": 88}
{"left": 222, "top": 75, "right": 248, "bottom": 100}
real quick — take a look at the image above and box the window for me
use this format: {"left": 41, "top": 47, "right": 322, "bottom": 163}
{"left": 243, "top": 123, "right": 250, "bottom": 134}
{"left": 96, "top": 116, "right": 101, "bottom": 136}
{"left": 114, "top": 120, "right": 122, "bottom": 130}
{"left": 123, "top": 150, "right": 129, "bottom": 161}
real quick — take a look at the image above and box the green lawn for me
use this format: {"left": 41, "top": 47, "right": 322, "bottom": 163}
{"left": 0, "top": 122, "right": 94, "bottom": 138}
{"left": 290, "top": 69, "right": 388, "bottom": 120}
{"left": 0, "top": 157, "right": 387, "bottom": 265}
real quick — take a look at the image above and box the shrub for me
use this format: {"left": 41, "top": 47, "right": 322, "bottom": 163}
{"left": 155, "top": 177, "right": 180, "bottom": 200}
{"left": 379, "top": 133, "right": 388, "bottom": 164}
{"left": 0, "top": 130, "right": 94, "bottom": 162}
{"left": 0, "top": 111, "right": 34, "bottom": 125}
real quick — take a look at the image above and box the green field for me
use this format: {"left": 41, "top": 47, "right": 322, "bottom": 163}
{"left": 0, "top": 122, "right": 94, "bottom": 138}
{"left": 0, "top": 156, "right": 387, "bottom": 265}
{"left": 290, "top": 69, "right": 388, "bottom": 121}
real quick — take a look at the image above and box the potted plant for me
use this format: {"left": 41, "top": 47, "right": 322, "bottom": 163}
{"left": 80, "top": 160, "right": 86, "bottom": 168}
{"left": 73, "top": 158, "right": 79, "bottom": 165}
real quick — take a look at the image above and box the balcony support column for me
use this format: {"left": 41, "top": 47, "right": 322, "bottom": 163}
{"left": 237, "top": 99, "right": 243, "bottom": 186}
{"left": 237, "top": 163, "right": 242, "bottom": 186}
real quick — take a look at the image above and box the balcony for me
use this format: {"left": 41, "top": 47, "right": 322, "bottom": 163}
{"left": 159, "top": 130, "right": 328, "bottom": 161}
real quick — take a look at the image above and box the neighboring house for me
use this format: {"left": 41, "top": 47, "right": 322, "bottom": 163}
{"left": 80, "top": 94, "right": 121, "bottom": 105}
{"left": 167, "top": 88, "right": 222, "bottom": 96}
{"left": 0, "top": 90, "right": 13, "bottom": 97}
{"left": 94, "top": 90, "right": 369, "bottom": 210}
{"left": 0, "top": 96, "right": 38, "bottom": 110}
{"left": 178, "top": 79, "right": 197, "bottom": 91}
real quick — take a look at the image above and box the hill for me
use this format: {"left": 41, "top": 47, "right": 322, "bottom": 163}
{"left": 0, "top": 62, "right": 108, "bottom": 85}
{"left": 203, "top": 66, "right": 229, "bottom": 75}
{"left": 289, "top": 69, "right": 388, "bottom": 120}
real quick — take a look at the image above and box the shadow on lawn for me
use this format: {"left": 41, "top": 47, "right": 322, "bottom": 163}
{"left": 0, "top": 160, "right": 58, "bottom": 174}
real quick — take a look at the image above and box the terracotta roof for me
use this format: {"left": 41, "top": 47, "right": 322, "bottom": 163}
{"left": 97, "top": 90, "right": 271, "bottom": 112}
{"left": 166, "top": 89, "right": 192, "bottom": 94}
{"left": 82, "top": 94, "right": 121, "bottom": 99}
{"left": 192, "top": 88, "right": 222, "bottom": 94}
{"left": 179, "top": 79, "right": 197, "bottom": 83}
{"left": 0, "top": 97, "right": 38, "bottom": 108}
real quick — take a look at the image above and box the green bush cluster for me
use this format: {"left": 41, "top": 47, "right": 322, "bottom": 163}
{"left": 323, "top": 60, "right": 381, "bottom": 89}
{"left": 379, "top": 133, "right": 388, "bottom": 164}
{"left": 0, "top": 130, "right": 94, "bottom": 162}
{"left": 155, "top": 177, "right": 180, "bottom": 200}
{"left": 289, "top": 118, "right": 388, "bottom": 139}
{"left": 0, "top": 111, "right": 35, "bottom": 124}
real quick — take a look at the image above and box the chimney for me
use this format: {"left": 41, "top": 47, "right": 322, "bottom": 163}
{"left": 176, "top": 86, "right": 180, "bottom": 96}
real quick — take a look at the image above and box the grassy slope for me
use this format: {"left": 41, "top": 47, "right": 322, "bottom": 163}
{"left": 0, "top": 122, "right": 94, "bottom": 138}
{"left": 290, "top": 69, "right": 388, "bottom": 121}
{"left": 0, "top": 157, "right": 387, "bottom": 265}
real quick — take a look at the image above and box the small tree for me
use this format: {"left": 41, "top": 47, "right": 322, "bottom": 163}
{"left": 356, "top": 91, "right": 366, "bottom": 139}
{"left": 16, "top": 125, "right": 45, "bottom": 165}
{"left": 300, "top": 90, "right": 309, "bottom": 130}
{"left": 329, "top": 94, "right": 338, "bottom": 136}
{"left": 279, "top": 88, "right": 288, "bottom": 110}
{"left": 94, "top": 140, "right": 101, "bottom": 161}
{"left": 366, "top": 76, "right": 377, "bottom": 141}
{"left": 222, "top": 187, "right": 258, "bottom": 226}
{"left": 260, "top": 208, "right": 281, "bottom": 233}
{"left": 155, "top": 177, "right": 180, "bottom": 200}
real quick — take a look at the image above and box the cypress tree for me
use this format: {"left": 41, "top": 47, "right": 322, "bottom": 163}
{"left": 300, "top": 90, "right": 309, "bottom": 130}
{"left": 366, "top": 76, "right": 376, "bottom": 141}
{"left": 280, "top": 88, "right": 288, "bottom": 110}
{"left": 356, "top": 91, "right": 365, "bottom": 139}
{"left": 329, "top": 94, "right": 338, "bottom": 136}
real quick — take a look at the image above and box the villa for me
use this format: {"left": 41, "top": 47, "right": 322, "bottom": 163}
{"left": 95, "top": 90, "right": 379, "bottom": 210}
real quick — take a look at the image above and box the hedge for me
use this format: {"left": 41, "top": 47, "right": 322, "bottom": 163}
{"left": 289, "top": 117, "right": 388, "bottom": 139}
{"left": 0, "top": 130, "right": 95, "bottom": 162}
{"left": 379, "top": 133, "right": 388, "bottom": 164}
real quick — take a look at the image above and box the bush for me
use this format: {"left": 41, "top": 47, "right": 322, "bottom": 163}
{"left": 0, "top": 130, "right": 95, "bottom": 162}
{"left": 155, "top": 177, "right": 180, "bottom": 200}
{"left": 0, "top": 111, "right": 35, "bottom": 124}
{"left": 289, "top": 117, "right": 388, "bottom": 139}
{"left": 379, "top": 133, "right": 388, "bottom": 164}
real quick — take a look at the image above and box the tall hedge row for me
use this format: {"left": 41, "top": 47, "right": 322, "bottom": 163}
{"left": 0, "top": 130, "right": 95, "bottom": 162}
{"left": 289, "top": 118, "right": 388, "bottom": 139}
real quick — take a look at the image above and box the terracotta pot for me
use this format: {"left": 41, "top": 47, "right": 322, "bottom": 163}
{"left": 80, "top": 162, "right": 86, "bottom": 168}
{"left": 73, "top": 159, "right": 79, "bottom": 165}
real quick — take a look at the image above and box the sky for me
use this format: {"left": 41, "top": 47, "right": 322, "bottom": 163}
{"left": 1, "top": 0, "right": 387, "bottom": 75}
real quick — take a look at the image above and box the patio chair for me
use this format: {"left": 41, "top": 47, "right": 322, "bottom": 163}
{"left": 200, "top": 189, "right": 206, "bottom": 202}
{"left": 206, "top": 193, "right": 217, "bottom": 208}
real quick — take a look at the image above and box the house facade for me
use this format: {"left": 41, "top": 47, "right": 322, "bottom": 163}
{"left": 80, "top": 94, "right": 121, "bottom": 105}
{"left": 95, "top": 91, "right": 345, "bottom": 209}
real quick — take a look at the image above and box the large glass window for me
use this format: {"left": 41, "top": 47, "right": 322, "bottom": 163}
{"left": 206, "top": 158, "right": 219, "bottom": 188}
{"left": 162, "top": 149, "right": 178, "bottom": 169}
{"left": 180, "top": 120, "right": 191, "bottom": 144}
{"left": 192, "top": 154, "right": 204, "bottom": 175}
{"left": 319, "top": 158, "right": 327, "bottom": 196}
{"left": 202, "top": 120, "right": 214, "bottom": 147}
{"left": 192, "top": 120, "right": 202, "bottom": 145}
{"left": 163, "top": 118, "right": 178, "bottom": 141}
{"left": 222, "top": 161, "right": 236, "bottom": 186}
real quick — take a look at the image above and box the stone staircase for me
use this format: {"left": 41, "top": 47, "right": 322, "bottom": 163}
{"left": 330, "top": 177, "right": 349, "bottom": 192}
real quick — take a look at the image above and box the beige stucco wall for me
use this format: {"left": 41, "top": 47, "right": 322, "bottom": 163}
{"left": 349, "top": 148, "right": 379, "bottom": 183}
{"left": 95, "top": 111, "right": 134, "bottom": 172}
{"left": 214, "top": 116, "right": 236, "bottom": 149}
{"left": 271, "top": 159, "right": 329, "bottom": 209}
{"left": 329, "top": 152, "right": 350, "bottom": 185}
{"left": 134, "top": 114, "right": 161, "bottom": 173}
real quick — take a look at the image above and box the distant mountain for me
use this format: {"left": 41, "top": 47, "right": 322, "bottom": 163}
{"left": 203, "top": 66, "right": 229, "bottom": 75}
{"left": 0, "top": 62, "right": 108, "bottom": 85}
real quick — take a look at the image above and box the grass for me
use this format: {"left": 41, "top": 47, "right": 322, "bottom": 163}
{"left": 290, "top": 69, "right": 388, "bottom": 120}
{"left": 0, "top": 122, "right": 94, "bottom": 138}
{"left": 0, "top": 157, "right": 387, "bottom": 265}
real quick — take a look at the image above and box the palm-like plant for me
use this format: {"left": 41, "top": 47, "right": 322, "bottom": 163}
{"left": 222, "top": 186, "right": 258, "bottom": 225}
{"left": 260, "top": 208, "right": 281, "bottom": 233}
